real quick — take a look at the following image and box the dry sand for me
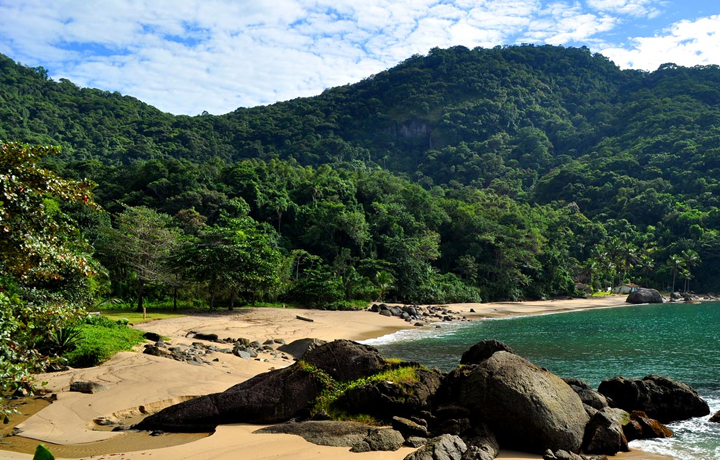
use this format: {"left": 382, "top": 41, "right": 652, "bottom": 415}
{"left": 1, "top": 297, "right": 672, "bottom": 460}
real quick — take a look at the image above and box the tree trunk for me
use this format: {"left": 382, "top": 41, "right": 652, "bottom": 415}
{"left": 229, "top": 289, "right": 236, "bottom": 311}
{"left": 136, "top": 280, "right": 145, "bottom": 313}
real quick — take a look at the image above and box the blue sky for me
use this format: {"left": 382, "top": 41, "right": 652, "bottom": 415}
{"left": 1, "top": 1, "right": 718, "bottom": 115}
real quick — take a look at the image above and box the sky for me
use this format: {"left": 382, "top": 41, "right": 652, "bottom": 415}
{"left": 0, "top": 1, "right": 719, "bottom": 116}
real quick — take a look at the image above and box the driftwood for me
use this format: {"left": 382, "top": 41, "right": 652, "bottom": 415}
{"left": 296, "top": 315, "right": 314, "bottom": 322}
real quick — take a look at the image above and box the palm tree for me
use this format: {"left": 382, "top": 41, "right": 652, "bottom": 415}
{"left": 375, "top": 271, "right": 395, "bottom": 302}
{"left": 668, "top": 254, "right": 684, "bottom": 296}
{"left": 680, "top": 249, "right": 701, "bottom": 293}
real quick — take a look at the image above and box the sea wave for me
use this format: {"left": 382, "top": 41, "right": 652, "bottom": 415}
{"left": 360, "top": 320, "right": 473, "bottom": 346}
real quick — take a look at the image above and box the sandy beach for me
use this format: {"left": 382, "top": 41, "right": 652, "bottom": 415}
{"left": 1, "top": 296, "right": 673, "bottom": 460}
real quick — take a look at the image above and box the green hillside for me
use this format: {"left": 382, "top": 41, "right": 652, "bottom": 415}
{"left": 2, "top": 44, "right": 720, "bottom": 300}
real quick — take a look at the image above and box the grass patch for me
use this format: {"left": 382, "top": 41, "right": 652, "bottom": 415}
{"left": 98, "top": 310, "right": 186, "bottom": 324}
{"left": 299, "top": 360, "right": 423, "bottom": 423}
{"left": 61, "top": 317, "right": 145, "bottom": 368}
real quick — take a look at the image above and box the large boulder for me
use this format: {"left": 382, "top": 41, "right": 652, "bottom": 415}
{"left": 135, "top": 364, "right": 323, "bottom": 432}
{"left": 582, "top": 408, "right": 629, "bottom": 455}
{"left": 598, "top": 374, "right": 710, "bottom": 423}
{"left": 461, "top": 424, "right": 499, "bottom": 460}
{"left": 336, "top": 366, "right": 443, "bottom": 420}
{"left": 623, "top": 411, "right": 673, "bottom": 441}
{"left": 443, "top": 351, "right": 589, "bottom": 454}
{"left": 460, "top": 340, "right": 515, "bottom": 365}
{"left": 563, "top": 378, "right": 608, "bottom": 410}
{"left": 404, "top": 434, "right": 467, "bottom": 460}
{"left": 302, "top": 340, "right": 388, "bottom": 382}
{"left": 626, "top": 288, "right": 663, "bottom": 304}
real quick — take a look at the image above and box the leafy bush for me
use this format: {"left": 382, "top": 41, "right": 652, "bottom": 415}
{"left": 62, "top": 316, "right": 144, "bottom": 368}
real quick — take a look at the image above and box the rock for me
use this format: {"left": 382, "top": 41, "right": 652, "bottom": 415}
{"left": 564, "top": 378, "right": 609, "bottom": 410}
{"left": 390, "top": 307, "right": 403, "bottom": 317}
{"left": 143, "top": 345, "right": 167, "bottom": 357}
{"left": 193, "top": 333, "right": 219, "bottom": 342}
{"left": 460, "top": 340, "right": 515, "bottom": 365}
{"left": 582, "top": 408, "right": 629, "bottom": 455}
{"left": 393, "top": 416, "right": 429, "bottom": 438}
{"left": 626, "top": 411, "right": 673, "bottom": 440}
{"left": 69, "top": 381, "right": 108, "bottom": 394}
{"left": 406, "top": 436, "right": 429, "bottom": 448}
{"left": 626, "top": 288, "right": 663, "bottom": 304}
{"left": 404, "top": 434, "right": 467, "bottom": 460}
{"left": 598, "top": 374, "right": 710, "bottom": 423}
{"left": 256, "top": 421, "right": 372, "bottom": 447}
{"left": 143, "top": 331, "right": 161, "bottom": 342}
{"left": 443, "top": 351, "right": 589, "bottom": 454}
{"left": 302, "top": 340, "right": 388, "bottom": 382}
{"left": 380, "top": 310, "right": 393, "bottom": 317}
{"left": 277, "top": 338, "right": 327, "bottom": 360}
{"left": 709, "top": 410, "right": 720, "bottom": 423}
{"left": 134, "top": 364, "right": 324, "bottom": 431}
{"left": 273, "top": 338, "right": 286, "bottom": 345}
{"left": 336, "top": 367, "right": 443, "bottom": 420}
{"left": 461, "top": 424, "right": 499, "bottom": 460}
{"left": 351, "top": 428, "right": 405, "bottom": 452}
{"left": 370, "top": 304, "right": 380, "bottom": 312}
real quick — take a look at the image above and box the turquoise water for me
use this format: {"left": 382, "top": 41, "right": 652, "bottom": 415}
{"left": 363, "top": 302, "right": 720, "bottom": 460}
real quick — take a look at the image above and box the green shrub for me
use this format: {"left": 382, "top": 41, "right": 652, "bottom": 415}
{"left": 62, "top": 317, "right": 144, "bottom": 367}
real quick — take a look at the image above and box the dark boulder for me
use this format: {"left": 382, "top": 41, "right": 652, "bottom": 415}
{"left": 626, "top": 288, "right": 663, "bottom": 304}
{"left": 143, "top": 331, "right": 161, "bottom": 342}
{"left": 710, "top": 410, "right": 720, "bottom": 423}
{"left": 404, "top": 434, "right": 467, "bottom": 460}
{"left": 135, "top": 364, "right": 323, "bottom": 432}
{"left": 459, "top": 340, "right": 515, "bottom": 365}
{"left": 598, "top": 374, "right": 710, "bottom": 423}
{"left": 350, "top": 428, "right": 405, "bottom": 452}
{"left": 69, "top": 381, "right": 108, "bottom": 394}
{"left": 461, "top": 424, "right": 499, "bottom": 460}
{"left": 193, "top": 332, "right": 219, "bottom": 341}
{"left": 443, "top": 351, "right": 589, "bottom": 454}
{"left": 276, "top": 338, "right": 327, "bottom": 360}
{"left": 302, "top": 340, "right": 388, "bottom": 382}
{"left": 393, "top": 416, "right": 429, "bottom": 438}
{"left": 624, "top": 411, "right": 673, "bottom": 440}
{"left": 337, "top": 366, "right": 443, "bottom": 420}
{"left": 582, "top": 408, "right": 629, "bottom": 455}
{"left": 563, "top": 378, "right": 609, "bottom": 410}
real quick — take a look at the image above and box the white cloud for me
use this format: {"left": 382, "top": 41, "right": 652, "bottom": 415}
{"left": 0, "top": 0, "right": 716, "bottom": 115}
{"left": 601, "top": 15, "right": 720, "bottom": 70}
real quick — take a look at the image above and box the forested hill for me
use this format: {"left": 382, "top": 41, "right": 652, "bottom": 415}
{"left": 3, "top": 44, "right": 720, "bottom": 299}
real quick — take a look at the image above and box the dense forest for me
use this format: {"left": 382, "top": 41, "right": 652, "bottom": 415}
{"left": 2, "top": 44, "right": 720, "bottom": 314}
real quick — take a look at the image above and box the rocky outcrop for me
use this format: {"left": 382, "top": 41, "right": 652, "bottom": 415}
{"left": 277, "top": 338, "right": 327, "bottom": 359}
{"left": 460, "top": 339, "right": 515, "bottom": 365}
{"left": 598, "top": 374, "right": 710, "bottom": 423}
{"left": 256, "top": 421, "right": 404, "bottom": 452}
{"left": 710, "top": 410, "right": 720, "bottom": 423}
{"left": 302, "top": 339, "right": 388, "bottom": 382}
{"left": 461, "top": 424, "right": 499, "bottom": 460}
{"left": 626, "top": 288, "right": 663, "bottom": 304}
{"left": 135, "top": 364, "right": 323, "bottom": 431}
{"left": 336, "top": 366, "right": 443, "bottom": 420}
{"left": 582, "top": 408, "right": 629, "bottom": 455}
{"left": 445, "top": 351, "right": 589, "bottom": 453}
{"left": 404, "top": 434, "right": 467, "bottom": 460}
{"left": 564, "top": 378, "right": 609, "bottom": 410}
{"left": 623, "top": 411, "right": 673, "bottom": 441}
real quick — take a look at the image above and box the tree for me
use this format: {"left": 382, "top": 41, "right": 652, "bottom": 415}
{"left": 680, "top": 249, "right": 700, "bottom": 293}
{"left": 0, "top": 142, "right": 100, "bottom": 419}
{"left": 374, "top": 270, "right": 395, "bottom": 301}
{"left": 668, "top": 254, "right": 684, "bottom": 295}
{"left": 99, "top": 206, "right": 180, "bottom": 312}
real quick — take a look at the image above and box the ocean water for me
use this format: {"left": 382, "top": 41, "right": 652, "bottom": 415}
{"left": 362, "top": 302, "right": 720, "bottom": 460}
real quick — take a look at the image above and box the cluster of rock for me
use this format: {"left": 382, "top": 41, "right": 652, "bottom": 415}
{"left": 141, "top": 331, "right": 295, "bottom": 366}
{"left": 369, "top": 303, "right": 469, "bottom": 326}
{"left": 626, "top": 287, "right": 719, "bottom": 304}
{"left": 134, "top": 339, "right": 710, "bottom": 459}
{"left": 670, "top": 291, "right": 719, "bottom": 302}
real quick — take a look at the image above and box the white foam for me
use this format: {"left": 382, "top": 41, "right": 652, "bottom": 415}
{"left": 360, "top": 320, "right": 471, "bottom": 346}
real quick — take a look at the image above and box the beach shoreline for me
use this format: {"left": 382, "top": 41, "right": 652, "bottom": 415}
{"left": 1, "top": 296, "right": 674, "bottom": 460}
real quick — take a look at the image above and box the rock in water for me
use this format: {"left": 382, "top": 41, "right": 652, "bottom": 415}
{"left": 445, "top": 351, "right": 589, "bottom": 454}
{"left": 598, "top": 374, "right": 710, "bottom": 423}
{"left": 134, "top": 364, "right": 324, "bottom": 432}
{"left": 626, "top": 288, "right": 663, "bottom": 304}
